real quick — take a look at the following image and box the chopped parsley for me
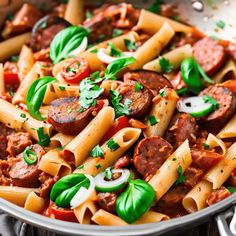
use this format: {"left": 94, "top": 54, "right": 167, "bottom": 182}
{"left": 9, "top": 87, "right": 15, "bottom": 97}
{"left": 216, "top": 20, "right": 225, "bottom": 29}
{"left": 148, "top": 0, "right": 162, "bottom": 14}
{"left": 20, "top": 113, "right": 26, "bottom": 119}
{"left": 124, "top": 39, "right": 138, "bottom": 51}
{"left": 67, "top": 67, "right": 77, "bottom": 73}
{"left": 203, "top": 95, "right": 219, "bottom": 110}
{"left": 77, "top": 165, "right": 84, "bottom": 170}
{"left": 90, "top": 145, "right": 104, "bottom": 158}
{"left": 135, "top": 82, "right": 143, "bottom": 92}
{"left": 104, "top": 167, "right": 113, "bottom": 180}
{"left": 108, "top": 42, "right": 123, "bottom": 57}
{"left": 107, "top": 138, "right": 120, "bottom": 151}
{"left": 148, "top": 116, "right": 158, "bottom": 126}
{"left": 159, "top": 88, "right": 167, "bottom": 97}
{"left": 59, "top": 86, "right": 65, "bottom": 91}
{"left": 110, "top": 90, "right": 130, "bottom": 118}
{"left": 67, "top": 108, "right": 73, "bottom": 113}
{"left": 172, "top": 157, "right": 177, "bottom": 161}
{"left": 10, "top": 55, "right": 19, "bottom": 62}
{"left": 227, "top": 186, "right": 236, "bottom": 194}
{"left": 176, "top": 165, "right": 185, "bottom": 185}
{"left": 112, "top": 28, "right": 123, "bottom": 38}
{"left": 96, "top": 164, "right": 101, "bottom": 169}
{"left": 159, "top": 57, "right": 174, "bottom": 73}
{"left": 90, "top": 48, "right": 98, "bottom": 53}
{"left": 56, "top": 146, "right": 64, "bottom": 151}
{"left": 86, "top": 10, "right": 93, "bottom": 20}
{"left": 6, "top": 14, "right": 14, "bottom": 21}
{"left": 37, "top": 127, "right": 50, "bottom": 146}
{"left": 203, "top": 143, "right": 210, "bottom": 150}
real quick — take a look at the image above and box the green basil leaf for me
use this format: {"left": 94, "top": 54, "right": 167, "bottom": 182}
{"left": 50, "top": 26, "right": 89, "bottom": 64}
{"left": 50, "top": 173, "right": 90, "bottom": 208}
{"left": 116, "top": 179, "right": 155, "bottom": 223}
{"left": 196, "top": 63, "right": 215, "bottom": 84}
{"left": 180, "top": 57, "right": 203, "bottom": 94}
{"left": 26, "top": 76, "right": 57, "bottom": 120}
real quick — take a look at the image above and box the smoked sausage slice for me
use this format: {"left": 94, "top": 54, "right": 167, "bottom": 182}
{"left": 133, "top": 136, "right": 173, "bottom": 178}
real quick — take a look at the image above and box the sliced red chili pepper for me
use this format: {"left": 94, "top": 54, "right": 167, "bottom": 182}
{"left": 100, "top": 115, "right": 130, "bottom": 144}
{"left": 61, "top": 58, "right": 90, "bottom": 84}
{"left": 4, "top": 72, "right": 20, "bottom": 91}
{"left": 45, "top": 201, "right": 78, "bottom": 222}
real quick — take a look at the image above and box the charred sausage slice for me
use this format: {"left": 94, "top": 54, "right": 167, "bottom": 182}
{"left": 123, "top": 70, "right": 172, "bottom": 96}
{"left": 193, "top": 37, "right": 225, "bottom": 76}
{"left": 119, "top": 81, "right": 153, "bottom": 119}
{"left": 165, "top": 113, "right": 198, "bottom": 149}
{"left": 133, "top": 136, "right": 173, "bottom": 178}
{"left": 199, "top": 85, "right": 236, "bottom": 126}
{"left": 48, "top": 97, "right": 102, "bottom": 135}
{"left": 9, "top": 144, "right": 45, "bottom": 187}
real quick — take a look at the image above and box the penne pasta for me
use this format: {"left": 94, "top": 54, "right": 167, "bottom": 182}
{"left": 43, "top": 83, "right": 58, "bottom": 105}
{"left": 39, "top": 149, "right": 72, "bottom": 177}
{"left": 0, "top": 99, "right": 52, "bottom": 141}
{"left": 136, "top": 9, "right": 192, "bottom": 35}
{"left": 76, "top": 127, "right": 141, "bottom": 175}
{"left": 0, "top": 186, "right": 37, "bottom": 206}
{"left": 217, "top": 114, "right": 236, "bottom": 139}
{"left": 0, "top": 33, "right": 31, "bottom": 61}
{"left": 149, "top": 140, "right": 192, "bottom": 201}
{"left": 144, "top": 88, "right": 179, "bottom": 137}
{"left": 17, "top": 45, "right": 34, "bottom": 81}
{"left": 64, "top": 0, "right": 84, "bottom": 25}
{"left": 133, "top": 211, "right": 170, "bottom": 224}
{"left": 143, "top": 44, "right": 193, "bottom": 72}
{"left": 63, "top": 106, "right": 115, "bottom": 166}
{"left": 52, "top": 83, "right": 80, "bottom": 97}
{"left": 0, "top": 63, "right": 4, "bottom": 95}
{"left": 130, "top": 22, "right": 175, "bottom": 70}
{"left": 205, "top": 133, "right": 227, "bottom": 155}
{"left": 24, "top": 192, "right": 45, "bottom": 213}
{"left": 50, "top": 133, "right": 75, "bottom": 148}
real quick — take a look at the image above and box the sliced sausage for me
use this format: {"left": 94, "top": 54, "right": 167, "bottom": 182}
{"left": 9, "top": 144, "right": 45, "bottom": 187}
{"left": 191, "top": 149, "right": 223, "bottom": 171}
{"left": 206, "top": 187, "right": 231, "bottom": 206}
{"left": 133, "top": 136, "right": 173, "bottom": 178}
{"left": 165, "top": 113, "right": 198, "bottom": 149}
{"left": 48, "top": 97, "right": 102, "bottom": 135}
{"left": 7, "top": 132, "right": 32, "bottom": 157}
{"left": 199, "top": 85, "right": 236, "bottom": 127}
{"left": 123, "top": 70, "right": 172, "bottom": 96}
{"left": 184, "top": 166, "right": 204, "bottom": 189}
{"left": 119, "top": 81, "right": 153, "bottom": 119}
{"left": 114, "top": 155, "right": 130, "bottom": 169}
{"left": 227, "top": 42, "right": 236, "bottom": 63}
{"left": 97, "top": 192, "right": 117, "bottom": 213}
{"left": 30, "top": 15, "right": 71, "bottom": 51}
{"left": 193, "top": 37, "right": 225, "bottom": 76}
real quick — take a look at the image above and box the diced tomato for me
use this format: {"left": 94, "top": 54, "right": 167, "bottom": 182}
{"left": 100, "top": 116, "right": 130, "bottom": 144}
{"left": 45, "top": 202, "right": 78, "bottom": 222}
{"left": 61, "top": 58, "right": 90, "bottom": 84}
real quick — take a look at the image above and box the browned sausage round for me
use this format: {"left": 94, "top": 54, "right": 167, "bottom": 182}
{"left": 30, "top": 15, "right": 71, "bottom": 51}
{"left": 133, "top": 136, "right": 173, "bottom": 178}
{"left": 48, "top": 97, "right": 103, "bottom": 135}
{"left": 165, "top": 113, "right": 198, "bottom": 148}
{"left": 97, "top": 192, "right": 117, "bottom": 213}
{"left": 9, "top": 144, "right": 45, "bottom": 187}
{"left": 199, "top": 85, "right": 236, "bottom": 126}
{"left": 123, "top": 70, "right": 172, "bottom": 96}
{"left": 193, "top": 37, "right": 225, "bottom": 76}
{"left": 119, "top": 81, "right": 153, "bottom": 119}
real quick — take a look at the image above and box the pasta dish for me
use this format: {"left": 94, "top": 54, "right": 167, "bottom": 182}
{"left": 0, "top": 0, "right": 236, "bottom": 226}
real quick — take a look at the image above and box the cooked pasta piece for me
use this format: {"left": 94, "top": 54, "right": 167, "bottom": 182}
{"left": 39, "top": 106, "right": 49, "bottom": 119}
{"left": 0, "top": 186, "right": 37, "bottom": 206}
{"left": 52, "top": 83, "right": 80, "bottom": 97}
{"left": 143, "top": 44, "right": 193, "bottom": 72}
{"left": 130, "top": 22, "right": 175, "bottom": 70}
{"left": 39, "top": 149, "right": 72, "bottom": 177}
{"left": 205, "top": 133, "right": 227, "bottom": 155}
{"left": 24, "top": 192, "right": 45, "bottom": 213}
{"left": 12, "top": 66, "right": 38, "bottom": 104}
{"left": 148, "top": 140, "right": 192, "bottom": 200}
{"left": 144, "top": 88, "right": 179, "bottom": 137}
{"left": 136, "top": 9, "right": 192, "bottom": 35}
{"left": 64, "top": 0, "right": 84, "bottom": 25}
{"left": 0, "top": 99, "right": 52, "bottom": 141}
{"left": 133, "top": 211, "right": 170, "bottom": 224}
{"left": 0, "top": 63, "right": 4, "bottom": 95}
{"left": 182, "top": 180, "right": 213, "bottom": 213}
{"left": 43, "top": 83, "right": 58, "bottom": 105}
{"left": 17, "top": 45, "right": 34, "bottom": 81}
{"left": 0, "top": 33, "right": 31, "bottom": 61}
{"left": 217, "top": 115, "right": 236, "bottom": 139}
{"left": 63, "top": 106, "right": 115, "bottom": 166}
{"left": 50, "top": 133, "right": 75, "bottom": 148}
{"left": 76, "top": 127, "right": 141, "bottom": 175}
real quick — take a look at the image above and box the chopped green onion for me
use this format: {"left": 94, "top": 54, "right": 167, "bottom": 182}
{"left": 203, "top": 143, "right": 210, "bottom": 149}
{"left": 90, "top": 145, "right": 104, "bottom": 158}
{"left": 175, "top": 165, "right": 185, "bottom": 185}
{"left": 159, "top": 88, "right": 167, "bottom": 97}
{"left": 112, "top": 28, "right": 123, "bottom": 38}
{"left": 149, "top": 116, "right": 158, "bottom": 126}
{"left": 96, "top": 164, "right": 101, "bottom": 169}
{"left": 135, "top": 82, "right": 143, "bottom": 92}
{"left": 124, "top": 39, "right": 138, "bottom": 51}
{"left": 90, "top": 48, "right": 98, "bottom": 53}
{"left": 37, "top": 127, "right": 50, "bottom": 146}
{"left": 107, "top": 138, "right": 120, "bottom": 151}
{"left": 216, "top": 20, "right": 225, "bottom": 29}
{"left": 59, "top": 86, "right": 65, "bottom": 91}
{"left": 159, "top": 57, "right": 174, "bottom": 73}
{"left": 104, "top": 167, "right": 113, "bottom": 180}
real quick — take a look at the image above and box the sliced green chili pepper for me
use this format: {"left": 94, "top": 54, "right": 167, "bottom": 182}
{"left": 23, "top": 147, "right": 38, "bottom": 165}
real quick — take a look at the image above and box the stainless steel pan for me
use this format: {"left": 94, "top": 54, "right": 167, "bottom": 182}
{"left": 0, "top": 0, "right": 236, "bottom": 235}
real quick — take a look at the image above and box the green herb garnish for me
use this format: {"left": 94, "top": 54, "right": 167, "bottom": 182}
{"left": 135, "top": 82, "right": 143, "bottom": 92}
{"left": 90, "top": 145, "right": 104, "bottom": 158}
{"left": 112, "top": 28, "right": 123, "bottom": 38}
{"left": 108, "top": 42, "right": 123, "bottom": 57}
{"left": 104, "top": 167, "right": 113, "bottom": 180}
{"left": 175, "top": 165, "right": 185, "bottom": 185}
{"left": 124, "top": 39, "right": 138, "bottom": 51}
{"left": 159, "top": 57, "right": 174, "bottom": 73}
{"left": 149, "top": 116, "right": 158, "bottom": 126}
{"left": 107, "top": 138, "right": 120, "bottom": 151}
{"left": 37, "top": 127, "right": 50, "bottom": 147}
{"left": 216, "top": 20, "right": 225, "bottom": 29}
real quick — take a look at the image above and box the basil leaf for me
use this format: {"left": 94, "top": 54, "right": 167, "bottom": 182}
{"left": 50, "top": 173, "right": 90, "bottom": 208}
{"left": 50, "top": 26, "right": 89, "bottom": 64}
{"left": 180, "top": 58, "right": 203, "bottom": 94}
{"left": 26, "top": 76, "right": 57, "bottom": 120}
{"left": 159, "top": 57, "right": 174, "bottom": 73}
{"left": 104, "top": 57, "right": 136, "bottom": 80}
{"left": 37, "top": 127, "right": 50, "bottom": 146}
{"left": 116, "top": 179, "right": 155, "bottom": 223}
{"left": 227, "top": 186, "right": 236, "bottom": 193}
{"left": 108, "top": 42, "right": 123, "bottom": 57}
{"left": 196, "top": 63, "right": 214, "bottom": 84}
